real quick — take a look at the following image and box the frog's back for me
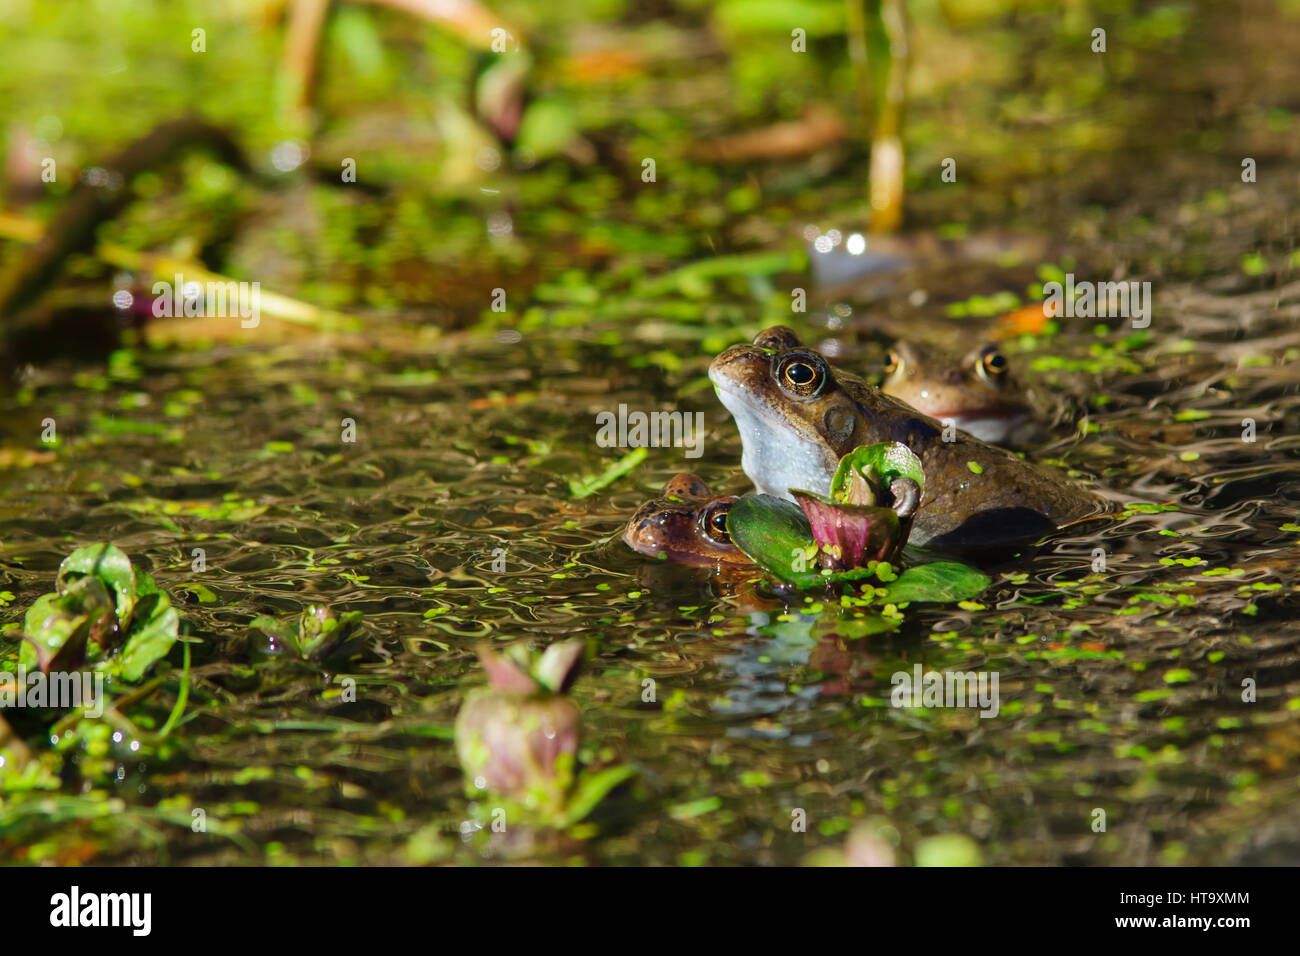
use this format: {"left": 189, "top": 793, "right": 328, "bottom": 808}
{"left": 840, "top": 376, "right": 1102, "bottom": 550}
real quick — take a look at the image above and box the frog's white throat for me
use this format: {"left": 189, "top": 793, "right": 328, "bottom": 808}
{"left": 712, "top": 378, "right": 835, "bottom": 501}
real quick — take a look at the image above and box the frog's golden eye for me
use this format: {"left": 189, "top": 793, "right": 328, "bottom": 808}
{"left": 976, "top": 347, "right": 1008, "bottom": 382}
{"left": 700, "top": 502, "right": 733, "bottom": 545}
{"left": 883, "top": 350, "right": 902, "bottom": 376}
{"left": 775, "top": 350, "right": 827, "bottom": 398}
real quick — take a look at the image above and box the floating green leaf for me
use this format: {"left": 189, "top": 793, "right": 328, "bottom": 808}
{"left": 16, "top": 544, "right": 181, "bottom": 684}
{"left": 881, "top": 562, "right": 991, "bottom": 604}
{"left": 568, "top": 447, "right": 648, "bottom": 498}
{"left": 117, "top": 592, "right": 180, "bottom": 682}
{"left": 729, "top": 493, "right": 814, "bottom": 582}
{"left": 560, "top": 764, "right": 639, "bottom": 827}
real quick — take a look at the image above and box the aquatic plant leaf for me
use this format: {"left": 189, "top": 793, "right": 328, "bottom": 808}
{"left": 535, "top": 639, "right": 585, "bottom": 694}
{"left": 832, "top": 613, "right": 903, "bottom": 640}
{"left": 880, "top": 562, "right": 990, "bottom": 604}
{"left": 516, "top": 97, "right": 580, "bottom": 161}
{"left": 298, "top": 606, "right": 332, "bottom": 655}
{"left": 728, "top": 494, "right": 882, "bottom": 587}
{"left": 20, "top": 577, "right": 116, "bottom": 674}
{"left": 20, "top": 593, "right": 65, "bottom": 671}
{"left": 568, "top": 447, "right": 648, "bottom": 499}
{"left": 133, "top": 568, "right": 162, "bottom": 599}
{"left": 727, "top": 494, "right": 982, "bottom": 600}
{"left": 117, "top": 592, "right": 180, "bottom": 682}
{"left": 727, "top": 493, "right": 816, "bottom": 580}
{"left": 57, "top": 543, "right": 135, "bottom": 621}
{"left": 792, "top": 492, "right": 902, "bottom": 568}
{"left": 297, "top": 606, "right": 364, "bottom": 661}
{"left": 830, "top": 442, "right": 925, "bottom": 505}
{"left": 560, "top": 764, "right": 638, "bottom": 827}
{"left": 22, "top": 602, "right": 94, "bottom": 675}
{"left": 0, "top": 711, "right": 33, "bottom": 773}
{"left": 455, "top": 688, "right": 580, "bottom": 808}
{"left": 479, "top": 647, "right": 541, "bottom": 694}
{"left": 249, "top": 615, "right": 298, "bottom": 658}
{"left": 248, "top": 607, "right": 363, "bottom": 662}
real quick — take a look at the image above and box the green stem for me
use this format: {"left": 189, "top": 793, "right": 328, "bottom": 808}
{"left": 158, "top": 643, "right": 192, "bottom": 739}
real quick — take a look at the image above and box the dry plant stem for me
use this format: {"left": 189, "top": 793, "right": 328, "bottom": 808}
{"left": 0, "top": 212, "right": 358, "bottom": 332}
{"left": 868, "top": 0, "right": 909, "bottom": 234}
{"left": 359, "top": 0, "right": 520, "bottom": 49}
{"left": 282, "top": 0, "right": 332, "bottom": 120}
{"left": 0, "top": 118, "right": 249, "bottom": 331}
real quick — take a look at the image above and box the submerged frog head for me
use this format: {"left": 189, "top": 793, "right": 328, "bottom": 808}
{"left": 622, "top": 474, "right": 748, "bottom": 566}
{"left": 708, "top": 327, "right": 1100, "bottom": 550}
{"left": 881, "top": 341, "right": 1032, "bottom": 445}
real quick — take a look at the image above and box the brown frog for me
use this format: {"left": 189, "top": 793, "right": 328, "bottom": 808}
{"left": 880, "top": 341, "right": 1039, "bottom": 446}
{"left": 708, "top": 327, "right": 1102, "bottom": 551}
{"left": 622, "top": 474, "right": 751, "bottom": 566}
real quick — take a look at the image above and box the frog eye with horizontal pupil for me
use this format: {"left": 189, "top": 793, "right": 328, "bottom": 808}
{"left": 700, "top": 503, "right": 732, "bottom": 545}
{"left": 775, "top": 351, "right": 827, "bottom": 398}
{"left": 883, "top": 350, "right": 902, "bottom": 376}
{"left": 977, "top": 348, "right": 1008, "bottom": 382}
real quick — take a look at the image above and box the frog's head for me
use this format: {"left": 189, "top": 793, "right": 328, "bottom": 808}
{"left": 881, "top": 341, "right": 1030, "bottom": 444}
{"left": 622, "top": 474, "right": 747, "bottom": 566}
{"left": 708, "top": 327, "right": 870, "bottom": 499}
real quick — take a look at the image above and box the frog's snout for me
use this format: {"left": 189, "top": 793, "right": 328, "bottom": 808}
{"left": 708, "top": 343, "right": 761, "bottom": 377}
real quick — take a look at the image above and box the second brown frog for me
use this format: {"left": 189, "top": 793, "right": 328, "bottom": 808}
{"left": 880, "top": 341, "right": 1041, "bottom": 446}
{"left": 622, "top": 474, "right": 750, "bottom": 567}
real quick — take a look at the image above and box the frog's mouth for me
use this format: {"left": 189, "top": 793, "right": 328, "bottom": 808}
{"left": 710, "top": 374, "right": 837, "bottom": 501}
{"left": 927, "top": 403, "right": 1024, "bottom": 422}
{"left": 938, "top": 409, "right": 1030, "bottom": 445}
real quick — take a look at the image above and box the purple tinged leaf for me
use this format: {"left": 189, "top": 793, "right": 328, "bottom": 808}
{"left": 792, "top": 492, "right": 902, "bottom": 569}
{"left": 454, "top": 691, "right": 580, "bottom": 807}
{"left": 478, "top": 646, "right": 541, "bottom": 694}
{"left": 841, "top": 467, "right": 879, "bottom": 507}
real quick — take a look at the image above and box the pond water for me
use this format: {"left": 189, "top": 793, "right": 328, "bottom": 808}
{"left": 3, "top": 162, "right": 1298, "bottom": 865}
{"left": 2, "top": 0, "right": 1299, "bottom": 867}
